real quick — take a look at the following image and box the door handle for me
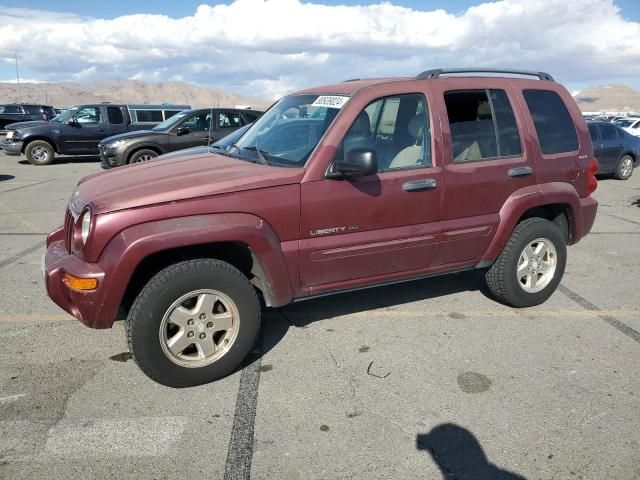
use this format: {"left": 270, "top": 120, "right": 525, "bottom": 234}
{"left": 402, "top": 178, "right": 437, "bottom": 192}
{"left": 97, "top": 128, "right": 105, "bottom": 132}
{"left": 507, "top": 166, "right": 533, "bottom": 178}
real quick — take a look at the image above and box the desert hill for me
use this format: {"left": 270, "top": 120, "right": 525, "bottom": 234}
{"left": 0, "top": 79, "right": 272, "bottom": 110}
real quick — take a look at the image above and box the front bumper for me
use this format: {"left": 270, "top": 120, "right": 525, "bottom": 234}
{"left": 98, "top": 145, "right": 125, "bottom": 169}
{"left": 0, "top": 140, "right": 23, "bottom": 155}
{"left": 44, "top": 234, "right": 112, "bottom": 329}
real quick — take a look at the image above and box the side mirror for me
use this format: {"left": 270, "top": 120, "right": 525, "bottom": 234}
{"left": 328, "top": 148, "right": 377, "bottom": 179}
{"left": 176, "top": 126, "right": 190, "bottom": 136}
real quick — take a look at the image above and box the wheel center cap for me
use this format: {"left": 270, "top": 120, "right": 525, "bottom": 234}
{"left": 195, "top": 321, "right": 206, "bottom": 333}
{"left": 532, "top": 261, "right": 540, "bottom": 270}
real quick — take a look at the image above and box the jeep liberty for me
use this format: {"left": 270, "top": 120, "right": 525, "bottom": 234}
{"left": 43, "top": 68, "right": 599, "bottom": 387}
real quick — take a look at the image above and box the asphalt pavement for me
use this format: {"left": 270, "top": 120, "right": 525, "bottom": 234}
{"left": 0, "top": 151, "right": 639, "bottom": 479}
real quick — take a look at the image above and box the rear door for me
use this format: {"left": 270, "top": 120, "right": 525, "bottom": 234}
{"left": 597, "top": 122, "right": 624, "bottom": 171}
{"left": 299, "top": 91, "right": 443, "bottom": 290}
{"left": 434, "top": 81, "right": 534, "bottom": 265}
{"left": 216, "top": 110, "right": 243, "bottom": 140}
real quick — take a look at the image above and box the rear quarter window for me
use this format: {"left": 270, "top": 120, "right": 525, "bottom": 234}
{"left": 523, "top": 89, "right": 578, "bottom": 155}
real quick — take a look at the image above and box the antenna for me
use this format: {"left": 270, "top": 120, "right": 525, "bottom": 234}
{"left": 207, "top": 108, "right": 213, "bottom": 147}
{"left": 14, "top": 52, "right": 21, "bottom": 103}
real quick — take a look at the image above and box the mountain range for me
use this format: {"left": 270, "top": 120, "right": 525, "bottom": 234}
{"left": 0, "top": 79, "right": 272, "bottom": 110}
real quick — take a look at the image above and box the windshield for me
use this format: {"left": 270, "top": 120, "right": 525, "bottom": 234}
{"left": 232, "top": 94, "right": 347, "bottom": 167}
{"left": 52, "top": 107, "right": 78, "bottom": 123}
{"left": 152, "top": 110, "right": 190, "bottom": 131}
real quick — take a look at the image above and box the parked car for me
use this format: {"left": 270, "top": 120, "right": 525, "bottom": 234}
{"left": 613, "top": 117, "right": 640, "bottom": 136}
{"left": 113, "top": 123, "right": 253, "bottom": 167}
{"left": 587, "top": 121, "right": 638, "bottom": 179}
{"left": 43, "top": 68, "right": 599, "bottom": 387}
{"left": 0, "top": 103, "right": 57, "bottom": 130}
{"left": 99, "top": 108, "right": 261, "bottom": 168}
{"left": 0, "top": 103, "right": 190, "bottom": 165}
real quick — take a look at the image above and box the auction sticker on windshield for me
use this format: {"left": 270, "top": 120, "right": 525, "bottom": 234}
{"left": 312, "top": 96, "right": 349, "bottom": 109}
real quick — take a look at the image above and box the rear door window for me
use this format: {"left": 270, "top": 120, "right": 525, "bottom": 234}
{"left": 445, "top": 89, "right": 522, "bottom": 163}
{"left": 133, "top": 110, "right": 163, "bottom": 123}
{"left": 587, "top": 123, "right": 599, "bottom": 141}
{"left": 523, "top": 89, "right": 578, "bottom": 154}
{"left": 107, "top": 107, "right": 124, "bottom": 125}
{"left": 600, "top": 123, "right": 618, "bottom": 141}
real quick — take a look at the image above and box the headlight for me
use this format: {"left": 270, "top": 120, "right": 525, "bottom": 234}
{"left": 80, "top": 210, "right": 91, "bottom": 245}
{"left": 6, "top": 131, "right": 14, "bottom": 140}
{"left": 106, "top": 139, "right": 127, "bottom": 149}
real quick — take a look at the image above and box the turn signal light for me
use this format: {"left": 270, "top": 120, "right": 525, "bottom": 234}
{"left": 63, "top": 273, "right": 98, "bottom": 291}
{"left": 587, "top": 157, "right": 599, "bottom": 194}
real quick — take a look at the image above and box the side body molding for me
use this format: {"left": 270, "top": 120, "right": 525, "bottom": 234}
{"left": 96, "top": 213, "right": 294, "bottom": 325}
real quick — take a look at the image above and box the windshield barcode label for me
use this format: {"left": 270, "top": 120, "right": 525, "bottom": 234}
{"left": 311, "top": 96, "right": 349, "bottom": 109}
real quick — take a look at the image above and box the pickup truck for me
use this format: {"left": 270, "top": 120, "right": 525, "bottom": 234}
{"left": 1, "top": 103, "right": 190, "bottom": 165}
{"left": 43, "top": 68, "right": 599, "bottom": 387}
{"left": 0, "top": 103, "right": 57, "bottom": 130}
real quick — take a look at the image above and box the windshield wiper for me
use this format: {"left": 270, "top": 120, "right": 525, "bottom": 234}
{"left": 235, "top": 145, "right": 269, "bottom": 166}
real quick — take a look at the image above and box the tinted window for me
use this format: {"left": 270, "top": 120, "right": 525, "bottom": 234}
{"left": 242, "top": 111, "right": 260, "bottom": 123}
{"left": 181, "top": 111, "right": 212, "bottom": 132}
{"left": 445, "top": 89, "right": 521, "bottom": 163}
{"left": 133, "top": 110, "right": 163, "bottom": 122}
{"left": 3, "top": 105, "right": 22, "bottom": 113}
{"left": 164, "top": 110, "right": 182, "bottom": 120}
{"left": 587, "top": 123, "right": 599, "bottom": 141}
{"left": 336, "top": 93, "right": 431, "bottom": 171}
{"left": 107, "top": 107, "right": 124, "bottom": 125}
{"left": 600, "top": 123, "right": 618, "bottom": 140}
{"left": 24, "top": 105, "right": 42, "bottom": 114}
{"left": 523, "top": 89, "right": 578, "bottom": 154}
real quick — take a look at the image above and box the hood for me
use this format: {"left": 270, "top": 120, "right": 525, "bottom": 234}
{"left": 75, "top": 152, "right": 304, "bottom": 214}
{"left": 99, "top": 129, "right": 157, "bottom": 144}
{"left": 7, "top": 120, "right": 50, "bottom": 130}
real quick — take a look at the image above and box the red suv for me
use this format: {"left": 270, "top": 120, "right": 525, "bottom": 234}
{"left": 44, "top": 68, "right": 599, "bottom": 387}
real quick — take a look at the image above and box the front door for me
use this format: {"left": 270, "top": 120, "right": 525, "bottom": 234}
{"left": 299, "top": 93, "right": 443, "bottom": 290}
{"left": 60, "top": 106, "right": 107, "bottom": 154}
{"left": 168, "top": 110, "right": 214, "bottom": 151}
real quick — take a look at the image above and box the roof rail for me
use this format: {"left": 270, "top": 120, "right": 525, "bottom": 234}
{"left": 343, "top": 78, "right": 361, "bottom": 82}
{"left": 416, "top": 68, "right": 554, "bottom": 82}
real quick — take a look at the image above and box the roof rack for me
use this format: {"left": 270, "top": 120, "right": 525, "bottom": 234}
{"left": 343, "top": 78, "right": 361, "bottom": 82}
{"left": 416, "top": 68, "right": 554, "bottom": 82}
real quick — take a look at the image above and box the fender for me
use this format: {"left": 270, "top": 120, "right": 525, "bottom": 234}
{"left": 93, "top": 213, "right": 294, "bottom": 327}
{"left": 481, "top": 182, "right": 583, "bottom": 260}
{"left": 123, "top": 143, "right": 164, "bottom": 162}
{"left": 20, "top": 133, "right": 61, "bottom": 153}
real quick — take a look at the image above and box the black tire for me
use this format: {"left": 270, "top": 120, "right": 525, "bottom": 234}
{"left": 485, "top": 218, "right": 566, "bottom": 308}
{"left": 126, "top": 259, "right": 261, "bottom": 387}
{"left": 614, "top": 155, "right": 634, "bottom": 180}
{"left": 128, "top": 149, "right": 158, "bottom": 164}
{"left": 25, "top": 140, "right": 55, "bottom": 165}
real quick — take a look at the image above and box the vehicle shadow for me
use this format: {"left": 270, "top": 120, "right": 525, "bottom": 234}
{"left": 0, "top": 174, "right": 15, "bottom": 182}
{"left": 632, "top": 198, "right": 640, "bottom": 208}
{"left": 417, "top": 423, "right": 527, "bottom": 479}
{"left": 18, "top": 155, "right": 100, "bottom": 165}
{"left": 259, "top": 269, "right": 490, "bottom": 359}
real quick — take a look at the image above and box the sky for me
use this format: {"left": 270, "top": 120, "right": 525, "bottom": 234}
{"left": 1, "top": 0, "right": 639, "bottom": 99}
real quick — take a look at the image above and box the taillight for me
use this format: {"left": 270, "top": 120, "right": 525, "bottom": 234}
{"left": 587, "top": 157, "right": 599, "bottom": 194}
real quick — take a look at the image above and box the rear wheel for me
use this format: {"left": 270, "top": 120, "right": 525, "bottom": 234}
{"left": 25, "top": 140, "right": 55, "bottom": 165}
{"left": 615, "top": 155, "right": 634, "bottom": 180}
{"left": 485, "top": 218, "right": 566, "bottom": 308}
{"left": 126, "top": 259, "right": 261, "bottom": 387}
{"left": 129, "top": 149, "right": 158, "bottom": 164}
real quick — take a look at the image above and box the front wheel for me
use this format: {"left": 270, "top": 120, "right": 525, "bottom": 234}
{"left": 128, "top": 149, "right": 158, "bottom": 164}
{"left": 126, "top": 259, "right": 261, "bottom": 387}
{"left": 25, "top": 140, "right": 55, "bottom": 165}
{"left": 485, "top": 218, "right": 566, "bottom": 308}
{"left": 615, "top": 155, "right": 634, "bottom": 180}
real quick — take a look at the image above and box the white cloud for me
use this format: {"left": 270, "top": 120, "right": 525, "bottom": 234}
{"left": 0, "top": 0, "right": 639, "bottom": 99}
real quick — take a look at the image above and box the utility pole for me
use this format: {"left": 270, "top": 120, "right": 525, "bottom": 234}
{"left": 14, "top": 52, "right": 21, "bottom": 103}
